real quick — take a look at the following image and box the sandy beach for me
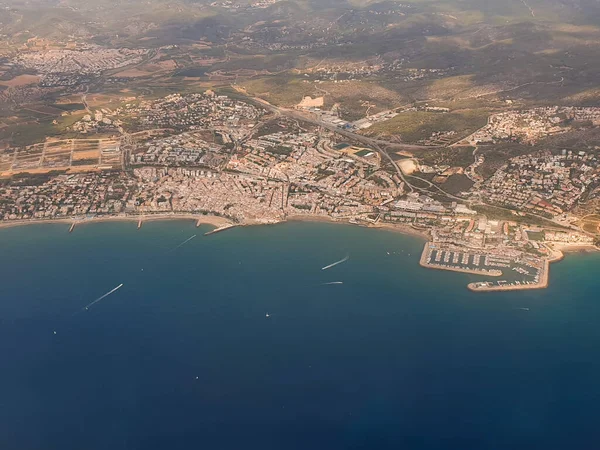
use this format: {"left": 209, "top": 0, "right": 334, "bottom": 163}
{"left": 286, "top": 214, "right": 431, "bottom": 240}
{"left": 0, "top": 213, "right": 427, "bottom": 241}
{"left": 550, "top": 243, "right": 599, "bottom": 254}
{"left": 0, "top": 213, "right": 233, "bottom": 231}
{"left": 0, "top": 213, "right": 594, "bottom": 296}
{"left": 367, "top": 223, "right": 430, "bottom": 240}
{"left": 286, "top": 214, "right": 337, "bottom": 224}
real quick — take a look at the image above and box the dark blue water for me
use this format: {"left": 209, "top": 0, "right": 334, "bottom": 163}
{"left": 1, "top": 221, "right": 600, "bottom": 450}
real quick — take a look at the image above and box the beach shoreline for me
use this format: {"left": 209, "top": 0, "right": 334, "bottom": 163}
{"left": 286, "top": 214, "right": 430, "bottom": 239}
{"left": 366, "top": 222, "right": 430, "bottom": 240}
{"left": 0, "top": 213, "right": 232, "bottom": 231}
{"left": 549, "top": 243, "right": 599, "bottom": 254}
{"left": 0, "top": 213, "right": 431, "bottom": 241}
{"left": 1, "top": 214, "right": 596, "bottom": 294}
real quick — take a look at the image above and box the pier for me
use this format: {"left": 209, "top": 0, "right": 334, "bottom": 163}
{"left": 204, "top": 224, "right": 237, "bottom": 236}
{"left": 468, "top": 259, "right": 549, "bottom": 292}
{"left": 137, "top": 219, "right": 143, "bottom": 229}
{"left": 417, "top": 242, "right": 553, "bottom": 292}
{"left": 419, "top": 242, "right": 503, "bottom": 277}
{"left": 69, "top": 223, "right": 76, "bottom": 233}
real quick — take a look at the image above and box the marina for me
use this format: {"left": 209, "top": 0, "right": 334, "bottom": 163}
{"left": 420, "top": 242, "right": 503, "bottom": 277}
{"left": 420, "top": 242, "right": 549, "bottom": 291}
{"left": 0, "top": 220, "right": 599, "bottom": 450}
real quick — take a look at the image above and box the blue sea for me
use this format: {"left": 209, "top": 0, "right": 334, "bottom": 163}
{"left": 1, "top": 220, "right": 600, "bottom": 450}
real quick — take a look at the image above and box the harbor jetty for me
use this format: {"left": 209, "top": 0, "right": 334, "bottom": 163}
{"left": 467, "top": 251, "right": 557, "bottom": 292}
{"left": 419, "top": 242, "right": 503, "bottom": 277}
{"left": 204, "top": 224, "right": 237, "bottom": 236}
{"left": 418, "top": 241, "right": 558, "bottom": 292}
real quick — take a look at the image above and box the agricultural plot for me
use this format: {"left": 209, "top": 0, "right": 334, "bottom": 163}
{"left": 42, "top": 141, "right": 72, "bottom": 168}
{"left": 0, "top": 138, "right": 121, "bottom": 173}
{"left": 0, "top": 148, "right": 15, "bottom": 171}
{"left": 72, "top": 140, "right": 100, "bottom": 166}
{"left": 99, "top": 140, "right": 121, "bottom": 167}
{"left": 12, "top": 144, "right": 44, "bottom": 170}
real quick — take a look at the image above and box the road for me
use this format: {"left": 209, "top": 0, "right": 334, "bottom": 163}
{"left": 232, "top": 90, "right": 592, "bottom": 230}
{"left": 81, "top": 85, "right": 91, "bottom": 114}
{"left": 241, "top": 92, "right": 441, "bottom": 193}
{"left": 245, "top": 94, "right": 437, "bottom": 152}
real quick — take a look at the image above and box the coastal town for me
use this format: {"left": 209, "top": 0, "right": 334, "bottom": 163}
{"left": 5, "top": 0, "right": 600, "bottom": 444}
{"left": 477, "top": 150, "right": 600, "bottom": 218}
{"left": 0, "top": 90, "right": 598, "bottom": 292}
{"left": 13, "top": 46, "right": 150, "bottom": 77}
{"left": 466, "top": 107, "right": 600, "bottom": 145}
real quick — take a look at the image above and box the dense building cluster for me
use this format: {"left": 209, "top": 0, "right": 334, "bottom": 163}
{"left": 130, "top": 91, "right": 263, "bottom": 133}
{"left": 0, "top": 172, "right": 137, "bottom": 220}
{"left": 72, "top": 91, "right": 263, "bottom": 140}
{"left": 13, "top": 47, "right": 149, "bottom": 79}
{"left": 478, "top": 150, "right": 600, "bottom": 217}
{"left": 1, "top": 89, "right": 598, "bottom": 292}
{"left": 210, "top": 0, "right": 281, "bottom": 10}
{"left": 468, "top": 107, "right": 600, "bottom": 144}
{"left": 130, "top": 132, "right": 226, "bottom": 169}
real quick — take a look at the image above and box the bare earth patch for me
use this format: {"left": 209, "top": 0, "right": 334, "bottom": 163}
{"left": 398, "top": 159, "right": 417, "bottom": 175}
{"left": 0, "top": 74, "right": 40, "bottom": 87}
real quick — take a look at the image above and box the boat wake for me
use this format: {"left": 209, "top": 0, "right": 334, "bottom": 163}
{"left": 321, "top": 255, "right": 349, "bottom": 271}
{"left": 171, "top": 234, "right": 197, "bottom": 251}
{"left": 74, "top": 283, "right": 124, "bottom": 315}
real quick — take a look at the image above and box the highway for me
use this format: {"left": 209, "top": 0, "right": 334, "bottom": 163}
{"left": 243, "top": 93, "right": 440, "bottom": 193}
{"left": 238, "top": 91, "right": 581, "bottom": 227}
{"left": 247, "top": 95, "right": 437, "bottom": 152}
